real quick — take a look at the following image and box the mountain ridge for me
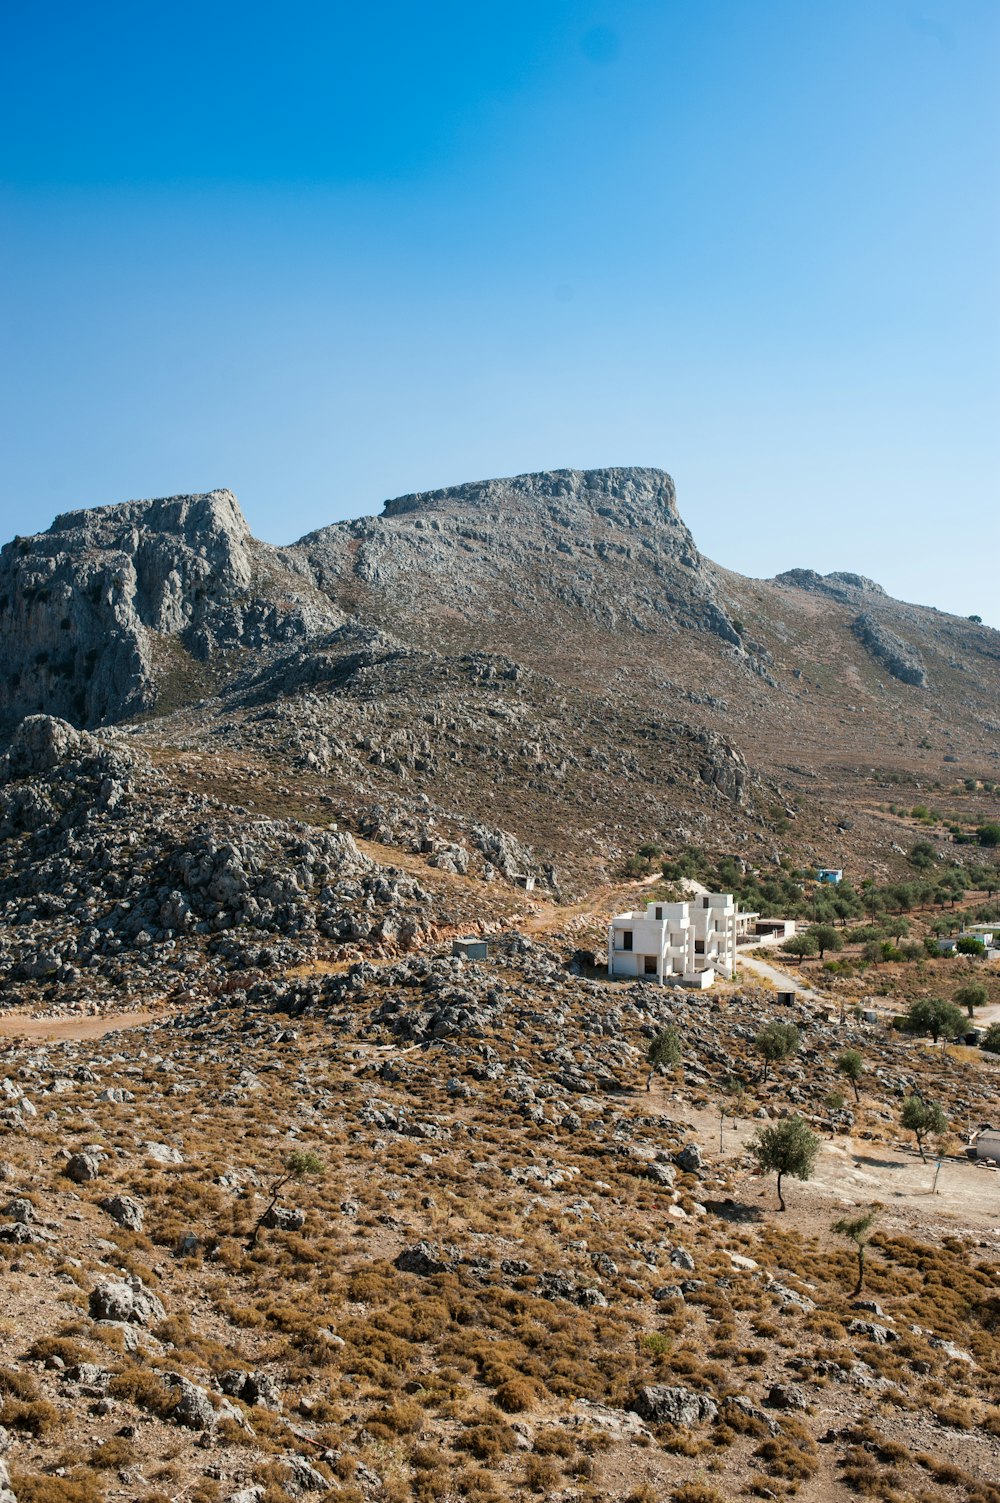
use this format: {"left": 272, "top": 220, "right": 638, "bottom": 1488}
{"left": 8, "top": 465, "right": 992, "bottom": 738}
{"left": 1, "top": 467, "right": 997, "bottom": 901}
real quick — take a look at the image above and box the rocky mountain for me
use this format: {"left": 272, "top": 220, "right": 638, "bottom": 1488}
{"left": 1, "top": 468, "right": 998, "bottom": 896}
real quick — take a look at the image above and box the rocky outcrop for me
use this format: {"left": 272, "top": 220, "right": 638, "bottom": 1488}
{"left": 0, "top": 489, "right": 338, "bottom": 729}
{"left": 851, "top": 614, "right": 928, "bottom": 687}
{"left": 774, "top": 568, "right": 887, "bottom": 602}
{"left": 0, "top": 715, "right": 433, "bottom": 1002}
{"left": 297, "top": 468, "right": 746, "bottom": 645}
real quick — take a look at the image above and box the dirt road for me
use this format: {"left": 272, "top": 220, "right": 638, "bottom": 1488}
{"left": 0, "top": 1009, "right": 164, "bottom": 1042}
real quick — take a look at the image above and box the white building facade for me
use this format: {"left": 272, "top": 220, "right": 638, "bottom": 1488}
{"left": 607, "top": 892, "right": 754, "bottom": 987}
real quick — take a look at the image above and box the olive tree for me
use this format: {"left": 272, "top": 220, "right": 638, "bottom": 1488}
{"left": 749, "top": 1116, "right": 820, "bottom": 1211}
{"left": 755, "top": 1021, "right": 800, "bottom": 1082}
{"left": 806, "top": 924, "right": 843, "bottom": 960}
{"left": 954, "top": 982, "right": 988, "bottom": 1019}
{"left": 247, "top": 1148, "right": 325, "bottom": 1249}
{"left": 832, "top": 1206, "right": 879, "bottom": 1295}
{"left": 836, "top": 1049, "right": 864, "bottom": 1102}
{"left": 645, "top": 1026, "right": 681, "bottom": 1089}
{"left": 902, "top": 996, "right": 966, "bottom": 1045}
{"left": 900, "top": 1097, "right": 947, "bottom": 1162}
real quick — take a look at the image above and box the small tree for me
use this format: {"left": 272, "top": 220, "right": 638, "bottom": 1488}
{"left": 955, "top": 936, "right": 987, "bottom": 958}
{"left": 900, "top": 1097, "right": 947, "bottom": 1162}
{"left": 645, "top": 1027, "right": 681, "bottom": 1089}
{"left": 902, "top": 996, "right": 966, "bottom": 1045}
{"left": 807, "top": 924, "right": 842, "bottom": 960}
{"left": 981, "top": 1022, "right": 1000, "bottom": 1054}
{"left": 247, "top": 1148, "right": 324, "bottom": 1248}
{"left": 783, "top": 934, "right": 818, "bottom": 961}
{"left": 755, "top": 1021, "right": 801, "bottom": 1081}
{"left": 717, "top": 1076, "right": 748, "bottom": 1150}
{"left": 836, "top": 1048, "right": 864, "bottom": 1102}
{"left": 954, "top": 981, "right": 988, "bottom": 1019}
{"left": 749, "top": 1116, "right": 820, "bottom": 1211}
{"left": 832, "top": 1206, "right": 879, "bottom": 1295}
{"left": 909, "top": 840, "right": 937, "bottom": 870}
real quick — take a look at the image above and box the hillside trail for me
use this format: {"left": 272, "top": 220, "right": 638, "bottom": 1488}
{"left": 521, "top": 872, "right": 662, "bottom": 937}
{"left": 737, "top": 949, "right": 826, "bottom": 1002}
{"left": 0, "top": 1008, "right": 163, "bottom": 1042}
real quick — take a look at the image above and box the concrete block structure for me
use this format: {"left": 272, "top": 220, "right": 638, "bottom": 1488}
{"left": 607, "top": 893, "right": 755, "bottom": 986}
{"left": 452, "top": 937, "right": 489, "bottom": 960}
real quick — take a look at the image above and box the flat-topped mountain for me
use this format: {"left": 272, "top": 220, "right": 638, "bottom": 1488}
{"left": 1, "top": 468, "right": 997, "bottom": 894}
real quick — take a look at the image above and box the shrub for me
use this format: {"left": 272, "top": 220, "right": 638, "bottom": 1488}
{"left": 981, "top": 1022, "right": 1000, "bottom": 1053}
{"left": 647, "top": 1027, "right": 681, "bottom": 1069}
{"left": 493, "top": 1375, "right": 539, "bottom": 1412}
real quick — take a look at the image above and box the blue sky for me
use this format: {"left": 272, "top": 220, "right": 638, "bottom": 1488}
{"left": 1, "top": 0, "right": 997, "bottom": 622}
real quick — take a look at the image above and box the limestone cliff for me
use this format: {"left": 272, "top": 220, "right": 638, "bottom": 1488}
{"left": 0, "top": 489, "right": 338, "bottom": 727}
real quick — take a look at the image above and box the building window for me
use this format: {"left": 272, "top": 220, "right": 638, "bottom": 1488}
{"left": 655, "top": 906, "right": 663, "bottom": 920}
{"left": 622, "top": 931, "right": 633, "bottom": 951}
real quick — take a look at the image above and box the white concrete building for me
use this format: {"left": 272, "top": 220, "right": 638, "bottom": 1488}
{"left": 607, "top": 892, "right": 753, "bottom": 987}
{"left": 607, "top": 899, "right": 696, "bottom": 984}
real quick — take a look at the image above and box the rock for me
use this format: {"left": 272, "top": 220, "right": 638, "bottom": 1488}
{"left": 0, "top": 1458, "right": 17, "bottom": 1503}
{"left": 766, "top": 1383, "right": 809, "bottom": 1411}
{"left": 630, "top": 1385, "right": 719, "bottom": 1426}
{"left": 219, "top": 1369, "right": 282, "bottom": 1408}
{"left": 674, "top": 1143, "right": 703, "bottom": 1174}
{"left": 89, "top": 1276, "right": 165, "bottom": 1327}
{"left": 395, "top": 1241, "right": 448, "bottom": 1275}
{"left": 65, "top": 1151, "right": 101, "bottom": 1183}
{"left": 1, "top": 716, "right": 94, "bottom": 778}
{"left": 847, "top": 1319, "right": 897, "bottom": 1345}
{"left": 162, "top": 1373, "right": 220, "bottom": 1430}
{"left": 724, "top": 1395, "right": 779, "bottom": 1435}
{"left": 0, "top": 490, "right": 330, "bottom": 727}
{"left": 279, "top": 1457, "right": 330, "bottom": 1493}
{"left": 261, "top": 1204, "right": 305, "bottom": 1232}
{"left": 852, "top": 614, "right": 927, "bottom": 688}
{"left": 143, "top": 1142, "right": 184, "bottom": 1165}
{"left": 65, "top": 1363, "right": 112, "bottom": 1395}
{"left": 101, "top": 1194, "right": 144, "bottom": 1232}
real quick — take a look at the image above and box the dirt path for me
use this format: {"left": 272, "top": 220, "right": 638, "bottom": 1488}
{"left": 522, "top": 872, "right": 662, "bottom": 936}
{"left": 0, "top": 1008, "right": 164, "bottom": 1042}
{"left": 738, "top": 950, "right": 827, "bottom": 1002}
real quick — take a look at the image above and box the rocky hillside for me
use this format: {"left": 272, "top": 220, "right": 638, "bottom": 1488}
{"left": 2, "top": 469, "right": 998, "bottom": 893}
{"left": 0, "top": 490, "right": 339, "bottom": 728}
{"left": 1, "top": 933, "right": 999, "bottom": 1503}
{"left": 1, "top": 470, "right": 1000, "bottom": 1503}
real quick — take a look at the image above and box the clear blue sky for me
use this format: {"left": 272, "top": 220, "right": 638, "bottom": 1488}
{"left": 2, "top": 1, "right": 997, "bottom": 622}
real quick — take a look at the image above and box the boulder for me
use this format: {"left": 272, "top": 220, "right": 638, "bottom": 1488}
{"left": 89, "top": 1276, "right": 165, "bottom": 1327}
{"left": 630, "top": 1385, "right": 719, "bottom": 1426}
